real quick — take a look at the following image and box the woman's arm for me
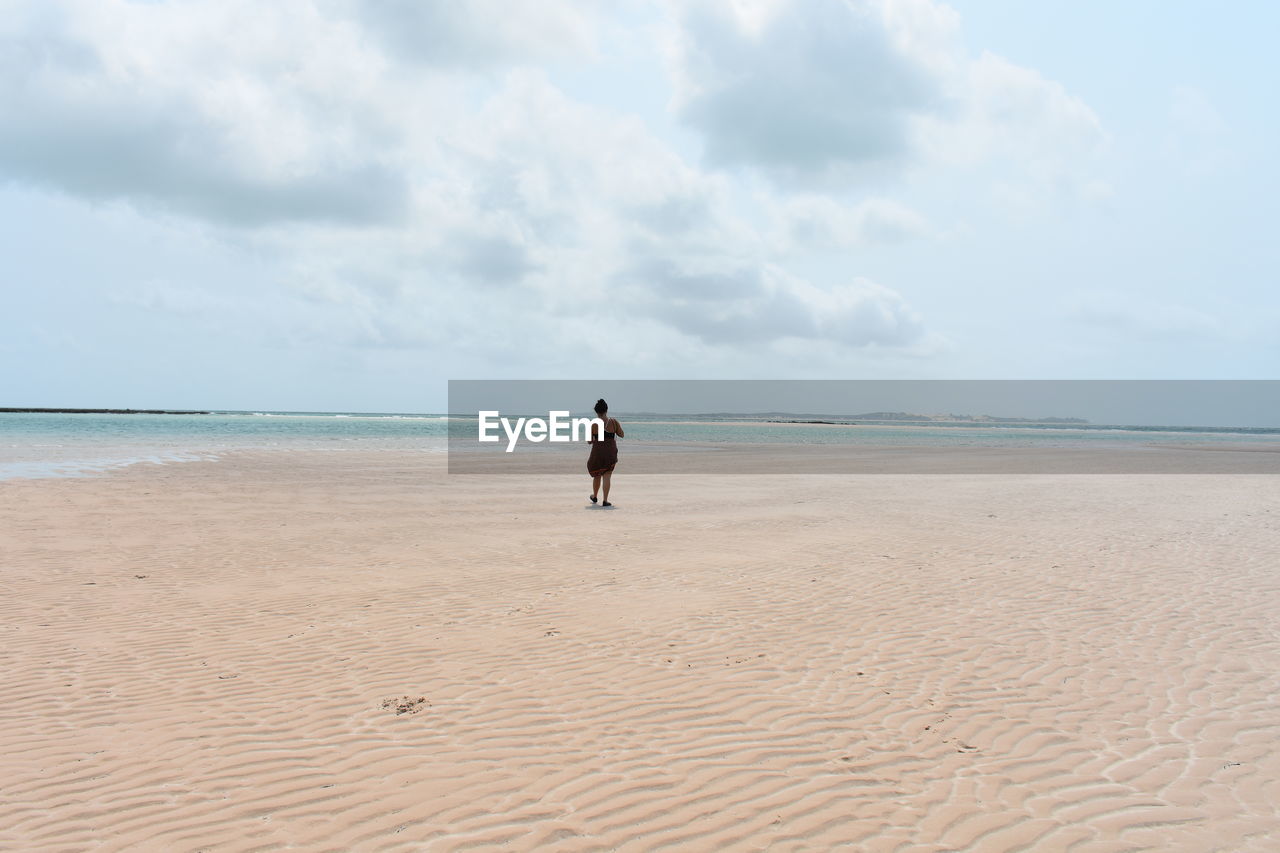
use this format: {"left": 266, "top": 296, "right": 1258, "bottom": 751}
{"left": 611, "top": 418, "right": 624, "bottom": 438}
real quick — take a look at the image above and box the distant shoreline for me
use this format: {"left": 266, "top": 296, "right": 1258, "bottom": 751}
{"left": 765, "top": 417, "right": 1088, "bottom": 426}
{"left": 3, "top": 409, "right": 1275, "bottom": 433}
{"left": 0, "top": 407, "right": 212, "bottom": 415}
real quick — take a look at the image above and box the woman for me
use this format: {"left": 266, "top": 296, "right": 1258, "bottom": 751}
{"left": 587, "top": 398, "right": 623, "bottom": 507}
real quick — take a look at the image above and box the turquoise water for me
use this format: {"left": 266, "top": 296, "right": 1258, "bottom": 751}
{"left": 0, "top": 411, "right": 450, "bottom": 479}
{"left": 4, "top": 410, "right": 1279, "bottom": 479}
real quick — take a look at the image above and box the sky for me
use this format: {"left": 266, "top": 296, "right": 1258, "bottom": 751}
{"left": 2, "top": 0, "right": 1277, "bottom": 413}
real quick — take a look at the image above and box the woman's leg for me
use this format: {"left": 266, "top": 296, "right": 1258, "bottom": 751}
{"left": 601, "top": 471, "right": 612, "bottom": 503}
{"left": 592, "top": 474, "right": 601, "bottom": 500}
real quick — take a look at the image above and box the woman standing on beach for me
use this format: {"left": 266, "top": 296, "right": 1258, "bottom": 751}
{"left": 588, "top": 398, "right": 623, "bottom": 507}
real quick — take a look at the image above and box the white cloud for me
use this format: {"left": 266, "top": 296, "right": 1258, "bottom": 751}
{"left": 264, "top": 71, "right": 930, "bottom": 356}
{"left": 0, "top": 0, "right": 947, "bottom": 364}
{"left": 328, "top": 0, "right": 597, "bottom": 68}
{"left": 775, "top": 195, "right": 930, "bottom": 249}
{"left": 0, "top": 0, "right": 415, "bottom": 224}
{"left": 915, "top": 50, "right": 1108, "bottom": 202}
{"left": 666, "top": 0, "right": 943, "bottom": 184}
{"left": 665, "top": 0, "right": 1108, "bottom": 203}
{"left": 109, "top": 280, "right": 224, "bottom": 317}
{"left": 612, "top": 254, "right": 924, "bottom": 348}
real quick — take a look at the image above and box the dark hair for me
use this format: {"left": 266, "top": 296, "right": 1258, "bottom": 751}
{"left": 594, "top": 398, "right": 608, "bottom": 415}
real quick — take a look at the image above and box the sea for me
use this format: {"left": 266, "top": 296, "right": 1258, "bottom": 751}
{"left": 3, "top": 410, "right": 1280, "bottom": 480}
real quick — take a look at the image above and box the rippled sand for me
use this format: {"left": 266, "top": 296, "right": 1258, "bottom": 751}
{"left": 2, "top": 451, "right": 1278, "bottom": 850}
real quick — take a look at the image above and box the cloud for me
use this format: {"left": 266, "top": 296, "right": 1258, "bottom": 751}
{"left": 450, "top": 231, "right": 539, "bottom": 286}
{"left": 668, "top": 0, "right": 943, "bottom": 184}
{"left": 615, "top": 257, "right": 925, "bottom": 348}
{"left": 916, "top": 51, "right": 1107, "bottom": 192}
{"left": 109, "top": 280, "right": 224, "bottom": 317}
{"left": 330, "top": 0, "right": 596, "bottom": 68}
{"left": 666, "top": 0, "right": 1107, "bottom": 199}
{"left": 776, "top": 195, "right": 930, "bottom": 249}
{"left": 310, "top": 70, "right": 931, "bottom": 356}
{"left": 0, "top": 1, "right": 937, "bottom": 364}
{"left": 0, "top": 0, "right": 412, "bottom": 225}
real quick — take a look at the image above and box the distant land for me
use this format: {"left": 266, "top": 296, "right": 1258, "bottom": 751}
{"left": 771, "top": 412, "right": 1090, "bottom": 425}
{"left": 622, "top": 411, "right": 1090, "bottom": 424}
{"left": 0, "top": 407, "right": 211, "bottom": 415}
{"left": 1, "top": 408, "right": 1088, "bottom": 425}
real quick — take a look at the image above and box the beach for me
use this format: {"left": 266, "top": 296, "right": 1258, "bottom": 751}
{"left": 3, "top": 449, "right": 1279, "bottom": 851}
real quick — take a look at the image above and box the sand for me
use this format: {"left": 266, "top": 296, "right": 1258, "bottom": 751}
{"left": 2, "top": 450, "right": 1279, "bottom": 851}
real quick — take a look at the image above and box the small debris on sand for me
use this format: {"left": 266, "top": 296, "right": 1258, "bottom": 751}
{"left": 381, "top": 696, "right": 427, "bottom": 716}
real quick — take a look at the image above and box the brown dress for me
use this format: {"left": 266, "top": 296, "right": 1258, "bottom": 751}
{"left": 587, "top": 419, "right": 618, "bottom": 476}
